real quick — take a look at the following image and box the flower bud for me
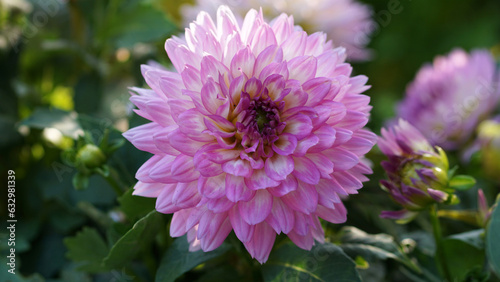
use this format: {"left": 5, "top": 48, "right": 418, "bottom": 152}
{"left": 378, "top": 119, "right": 454, "bottom": 223}
{"left": 477, "top": 117, "right": 500, "bottom": 180}
{"left": 76, "top": 144, "right": 106, "bottom": 169}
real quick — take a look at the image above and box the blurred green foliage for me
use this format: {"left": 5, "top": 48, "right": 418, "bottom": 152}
{"left": 0, "top": 0, "right": 499, "bottom": 281}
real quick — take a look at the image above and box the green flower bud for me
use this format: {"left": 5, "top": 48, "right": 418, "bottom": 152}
{"left": 76, "top": 144, "right": 106, "bottom": 169}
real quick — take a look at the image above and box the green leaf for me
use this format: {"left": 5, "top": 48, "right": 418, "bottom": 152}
{"left": 103, "top": 210, "right": 164, "bottom": 269}
{"left": 155, "top": 236, "right": 231, "bottom": 282}
{"left": 262, "top": 242, "right": 361, "bottom": 282}
{"left": 64, "top": 227, "right": 109, "bottom": 273}
{"left": 449, "top": 175, "right": 476, "bottom": 190}
{"left": 487, "top": 197, "right": 500, "bottom": 277}
{"left": 118, "top": 188, "right": 156, "bottom": 221}
{"left": 20, "top": 107, "right": 82, "bottom": 139}
{"left": 442, "top": 237, "right": 485, "bottom": 281}
{"left": 339, "top": 226, "right": 420, "bottom": 273}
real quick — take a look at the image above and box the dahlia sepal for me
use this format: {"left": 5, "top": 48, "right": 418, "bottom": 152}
{"left": 448, "top": 175, "right": 476, "bottom": 191}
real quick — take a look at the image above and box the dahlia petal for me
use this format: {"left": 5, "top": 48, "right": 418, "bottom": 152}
{"left": 172, "top": 181, "right": 201, "bottom": 209}
{"left": 293, "top": 157, "right": 321, "bottom": 185}
{"left": 282, "top": 181, "right": 318, "bottom": 214}
{"left": 281, "top": 31, "right": 307, "bottom": 61}
{"left": 268, "top": 174, "right": 298, "bottom": 197}
{"left": 266, "top": 197, "right": 295, "bottom": 234}
{"left": 293, "top": 135, "right": 319, "bottom": 157}
{"left": 316, "top": 203, "right": 347, "bottom": 224}
{"left": 200, "top": 217, "right": 232, "bottom": 252}
{"left": 181, "top": 65, "right": 203, "bottom": 92}
{"left": 170, "top": 209, "right": 192, "bottom": 237}
{"left": 427, "top": 188, "right": 448, "bottom": 202}
{"left": 198, "top": 174, "right": 226, "bottom": 199}
{"left": 201, "top": 78, "right": 224, "bottom": 114}
{"left": 333, "top": 128, "right": 353, "bottom": 146}
{"left": 282, "top": 84, "right": 307, "bottom": 111}
{"left": 287, "top": 230, "right": 314, "bottom": 250}
{"left": 284, "top": 113, "right": 313, "bottom": 140}
{"left": 149, "top": 155, "right": 178, "bottom": 183}
{"left": 287, "top": 55, "right": 317, "bottom": 83}
{"left": 226, "top": 174, "right": 255, "bottom": 202}
{"left": 265, "top": 154, "right": 294, "bottom": 181}
{"left": 254, "top": 45, "right": 283, "bottom": 78}
{"left": 204, "top": 115, "right": 236, "bottom": 138}
{"left": 200, "top": 55, "right": 229, "bottom": 85}
{"left": 155, "top": 184, "right": 180, "bottom": 214}
{"left": 259, "top": 62, "right": 289, "bottom": 82}
{"left": 310, "top": 125, "right": 337, "bottom": 152}
{"left": 229, "top": 206, "right": 255, "bottom": 242}
{"left": 165, "top": 128, "right": 204, "bottom": 157}
{"left": 306, "top": 154, "right": 334, "bottom": 179}
{"left": 187, "top": 226, "right": 202, "bottom": 252}
{"left": 170, "top": 154, "right": 200, "bottom": 182}
{"left": 136, "top": 155, "right": 164, "bottom": 183}
{"left": 303, "top": 77, "right": 331, "bottom": 107}
{"left": 168, "top": 99, "right": 194, "bottom": 124}
{"left": 336, "top": 110, "right": 368, "bottom": 131}
{"left": 272, "top": 133, "right": 297, "bottom": 155}
{"left": 333, "top": 171, "right": 363, "bottom": 194}
{"left": 324, "top": 148, "right": 359, "bottom": 172}
{"left": 243, "top": 221, "right": 276, "bottom": 264}
{"left": 263, "top": 74, "right": 287, "bottom": 101}
{"left": 231, "top": 47, "right": 255, "bottom": 78}
{"left": 178, "top": 109, "right": 213, "bottom": 142}
{"left": 123, "top": 123, "right": 163, "bottom": 154}
{"left": 239, "top": 190, "right": 273, "bottom": 225}
{"left": 271, "top": 14, "right": 293, "bottom": 45}
{"left": 206, "top": 197, "right": 234, "bottom": 213}
{"left": 216, "top": 5, "right": 240, "bottom": 39}
{"left": 250, "top": 24, "right": 277, "bottom": 56}
{"left": 222, "top": 159, "right": 253, "bottom": 177}
{"left": 133, "top": 181, "right": 165, "bottom": 198}
{"left": 145, "top": 101, "right": 175, "bottom": 127}
{"left": 293, "top": 212, "right": 312, "bottom": 236}
{"left": 245, "top": 169, "right": 280, "bottom": 190}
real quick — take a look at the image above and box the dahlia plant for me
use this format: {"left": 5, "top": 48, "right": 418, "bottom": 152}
{"left": 181, "top": 0, "right": 374, "bottom": 61}
{"left": 397, "top": 49, "right": 500, "bottom": 150}
{"left": 123, "top": 6, "right": 376, "bottom": 263}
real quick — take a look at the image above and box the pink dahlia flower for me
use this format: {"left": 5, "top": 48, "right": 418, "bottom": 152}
{"left": 397, "top": 49, "right": 500, "bottom": 150}
{"left": 181, "top": 0, "right": 374, "bottom": 61}
{"left": 378, "top": 119, "right": 452, "bottom": 223}
{"left": 124, "top": 6, "right": 376, "bottom": 263}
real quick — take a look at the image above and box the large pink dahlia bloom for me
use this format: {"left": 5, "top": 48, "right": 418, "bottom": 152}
{"left": 181, "top": 0, "right": 374, "bottom": 61}
{"left": 124, "top": 6, "right": 376, "bottom": 263}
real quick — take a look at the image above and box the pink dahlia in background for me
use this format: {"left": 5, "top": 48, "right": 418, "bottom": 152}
{"left": 124, "top": 6, "right": 376, "bottom": 263}
{"left": 397, "top": 49, "right": 500, "bottom": 150}
{"left": 378, "top": 119, "right": 452, "bottom": 223}
{"left": 181, "top": 0, "right": 374, "bottom": 61}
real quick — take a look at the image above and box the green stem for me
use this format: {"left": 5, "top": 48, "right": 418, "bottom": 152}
{"left": 98, "top": 167, "right": 125, "bottom": 196}
{"left": 429, "top": 204, "right": 452, "bottom": 282}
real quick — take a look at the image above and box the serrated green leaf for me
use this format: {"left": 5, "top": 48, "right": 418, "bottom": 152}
{"left": 449, "top": 175, "right": 476, "bottom": 190}
{"left": 64, "top": 227, "right": 109, "bottom": 273}
{"left": 262, "top": 242, "right": 361, "bottom": 282}
{"left": 339, "top": 226, "right": 420, "bottom": 273}
{"left": 155, "top": 236, "right": 231, "bottom": 282}
{"left": 487, "top": 197, "right": 500, "bottom": 277}
{"left": 103, "top": 210, "right": 163, "bottom": 269}
{"left": 117, "top": 188, "right": 156, "bottom": 221}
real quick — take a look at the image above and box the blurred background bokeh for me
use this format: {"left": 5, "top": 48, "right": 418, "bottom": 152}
{"left": 1, "top": 0, "right": 499, "bottom": 281}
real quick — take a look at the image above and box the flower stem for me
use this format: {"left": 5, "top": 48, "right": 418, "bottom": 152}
{"left": 429, "top": 204, "right": 452, "bottom": 281}
{"left": 97, "top": 167, "right": 125, "bottom": 196}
